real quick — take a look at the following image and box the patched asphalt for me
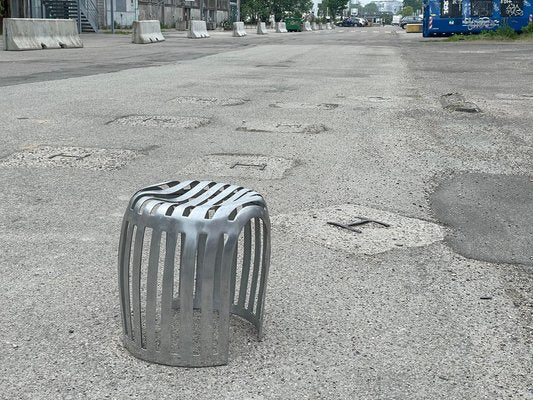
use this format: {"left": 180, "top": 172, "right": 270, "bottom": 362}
{"left": 430, "top": 173, "right": 533, "bottom": 266}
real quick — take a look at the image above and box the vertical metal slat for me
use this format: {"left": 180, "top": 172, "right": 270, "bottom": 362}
{"left": 178, "top": 233, "right": 197, "bottom": 361}
{"left": 145, "top": 229, "right": 162, "bottom": 351}
{"left": 120, "top": 222, "right": 134, "bottom": 339}
{"left": 237, "top": 221, "right": 252, "bottom": 308}
{"left": 255, "top": 219, "right": 271, "bottom": 339}
{"left": 247, "top": 218, "right": 262, "bottom": 313}
{"left": 131, "top": 226, "right": 145, "bottom": 347}
{"left": 199, "top": 233, "right": 220, "bottom": 362}
{"left": 159, "top": 232, "right": 176, "bottom": 356}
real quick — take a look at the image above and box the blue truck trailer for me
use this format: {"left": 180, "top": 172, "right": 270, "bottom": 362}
{"left": 423, "top": 0, "right": 533, "bottom": 36}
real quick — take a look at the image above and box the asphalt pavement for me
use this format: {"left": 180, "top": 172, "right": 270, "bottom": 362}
{"left": 0, "top": 26, "right": 531, "bottom": 399}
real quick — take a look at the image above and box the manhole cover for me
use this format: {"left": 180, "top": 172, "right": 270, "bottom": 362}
{"left": 440, "top": 93, "right": 481, "bottom": 113}
{"left": 182, "top": 154, "right": 294, "bottom": 180}
{"left": 271, "top": 204, "right": 444, "bottom": 255}
{"left": 269, "top": 103, "right": 339, "bottom": 110}
{"left": 237, "top": 122, "right": 327, "bottom": 134}
{"left": 169, "top": 96, "right": 248, "bottom": 106}
{"left": 0, "top": 146, "right": 140, "bottom": 171}
{"left": 430, "top": 173, "right": 533, "bottom": 265}
{"left": 108, "top": 115, "right": 210, "bottom": 128}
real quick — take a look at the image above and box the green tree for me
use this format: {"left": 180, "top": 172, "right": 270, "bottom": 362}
{"left": 241, "top": 0, "right": 312, "bottom": 22}
{"left": 241, "top": 0, "right": 270, "bottom": 22}
{"left": 380, "top": 12, "right": 393, "bottom": 24}
{"left": 321, "top": 0, "right": 348, "bottom": 18}
{"left": 403, "top": 0, "right": 422, "bottom": 14}
{"left": 352, "top": 3, "right": 364, "bottom": 15}
{"left": 401, "top": 5, "right": 414, "bottom": 15}
{"left": 363, "top": 2, "right": 379, "bottom": 14}
{"left": 317, "top": 1, "right": 327, "bottom": 17}
{"left": 274, "top": 0, "right": 313, "bottom": 20}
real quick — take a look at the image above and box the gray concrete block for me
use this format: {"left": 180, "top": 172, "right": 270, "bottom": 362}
{"left": 132, "top": 20, "right": 165, "bottom": 44}
{"left": 257, "top": 22, "right": 268, "bottom": 35}
{"left": 188, "top": 20, "right": 210, "bottom": 39}
{"left": 276, "top": 22, "right": 287, "bottom": 33}
{"left": 233, "top": 22, "right": 247, "bottom": 37}
{"left": 2, "top": 18, "right": 83, "bottom": 51}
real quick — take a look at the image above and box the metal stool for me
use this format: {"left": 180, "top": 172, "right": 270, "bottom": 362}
{"left": 118, "top": 180, "right": 271, "bottom": 367}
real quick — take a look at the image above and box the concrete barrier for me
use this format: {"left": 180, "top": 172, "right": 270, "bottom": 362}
{"left": 406, "top": 23, "right": 422, "bottom": 33}
{"left": 233, "top": 21, "right": 247, "bottom": 37}
{"left": 276, "top": 22, "right": 287, "bottom": 33}
{"left": 311, "top": 22, "right": 318, "bottom": 30}
{"left": 301, "top": 21, "right": 312, "bottom": 31}
{"left": 2, "top": 18, "right": 83, "bottom": 51}
{"left": 188, "top": 20, "right": 209, "bottom": 38}
{"left": 132, "top": 20, "right": 165, "bottom": 44}
{"left": 325, "top": 22, "right": 332, "bottom": 30}
{"left": 257, "top": 22, "right": 268, "bottom": 35}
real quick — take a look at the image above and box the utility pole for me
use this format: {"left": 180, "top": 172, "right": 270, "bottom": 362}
{"left": 200, "top": 0, "right": 203, "bottom": 21}
{"left": 111, "top": 0, "right": 115, "bottom": 33}
{"left": 77, "top": 0, "right": 82, "bottom": 33}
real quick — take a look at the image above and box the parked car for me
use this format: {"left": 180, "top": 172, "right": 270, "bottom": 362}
{"left": 337, "top": 17, "right": 367, "bottom": 27}
{"left": 400, "top": 16, "right": 423, "bottom": 29}
{"left": 337, "top": 18, "right": 357, "bottom": 27}
{"left": 354, "top": 17, "right": 368, "bottom": 27}
{"left": 392, "top": 15, "right": 401, "bottom": 26}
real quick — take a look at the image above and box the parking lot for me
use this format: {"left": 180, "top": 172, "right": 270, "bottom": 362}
{"left": 1, "top": 26, "right": 532, "bottom": 399}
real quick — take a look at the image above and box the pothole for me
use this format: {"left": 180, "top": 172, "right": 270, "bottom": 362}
{"left": 368, "top": 96, "right": 392, "bottom": 102}
{"left": 269, "top": 103, "right": 339, "bottom": 110}
{"left": 263, "top": 86, "right": 297, "bottom": 93}
{"left": 169, "top": 96, "right": 248, "bottom": 106}
{"left": 16, "top": 117, "right": 50, "bottom": 124}
{"left": 0, "top": 146, "right": 140, "bottom": 171}
{"left": 237, "top": 122, "right": 327, "bottom": 134}
{"left": 494, "top": 93, "right": 533, "bottom": 101}
{"left": 440, "top": 93, "right": 481, "bottom": 113}
{"left": 271, "top": 204, "right": 444, "bottom": 255}
{"left": 255, "top": 64, "right": 291, "bottom": 69}
{"left": 108, "top": 115, "right": 210, "bottom": 128}
{"left": 182, "top": 154, "right": 295, "bottom": 179}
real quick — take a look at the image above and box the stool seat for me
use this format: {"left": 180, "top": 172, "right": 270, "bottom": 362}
{"left": 118, "top": 180, "right": 271, "bottom": 367}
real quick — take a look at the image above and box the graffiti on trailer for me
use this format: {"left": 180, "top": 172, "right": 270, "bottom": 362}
{"left": 500, "top": 0, "right": 525, "bottom": 16}
{"left": 505, "top": 3, "right": 524, "bottom": 15}
{"left": 463, "top": 17, "right": 500, "bottom": 30}
{"left": 443, "top": 0, "right": 450, "bottom": 14}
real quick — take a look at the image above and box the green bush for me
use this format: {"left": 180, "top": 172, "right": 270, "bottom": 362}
{"left": 521, "top": 22, "right": 533, "bottom": 35}
{"left": 221, "top": 20, "right": 233, "bottom": 30}
{"left": 446, "top": 22, "right": 533, "bottom": 41}
{"left": 490, "top": 24, "right": 518, "bottom": 39}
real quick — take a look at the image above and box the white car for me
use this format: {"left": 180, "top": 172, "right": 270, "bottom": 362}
{"left": 354, "top": 17, "right": 368, "bottom": 27}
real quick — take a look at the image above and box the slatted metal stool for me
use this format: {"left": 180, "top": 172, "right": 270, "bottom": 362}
{"left": 118, "top": 180, "right": 271, "bottom": 367}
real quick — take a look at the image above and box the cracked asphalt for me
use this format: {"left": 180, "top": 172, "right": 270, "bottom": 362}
{"left": 0, "top": 26, "right": 532, "bottom": 399}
